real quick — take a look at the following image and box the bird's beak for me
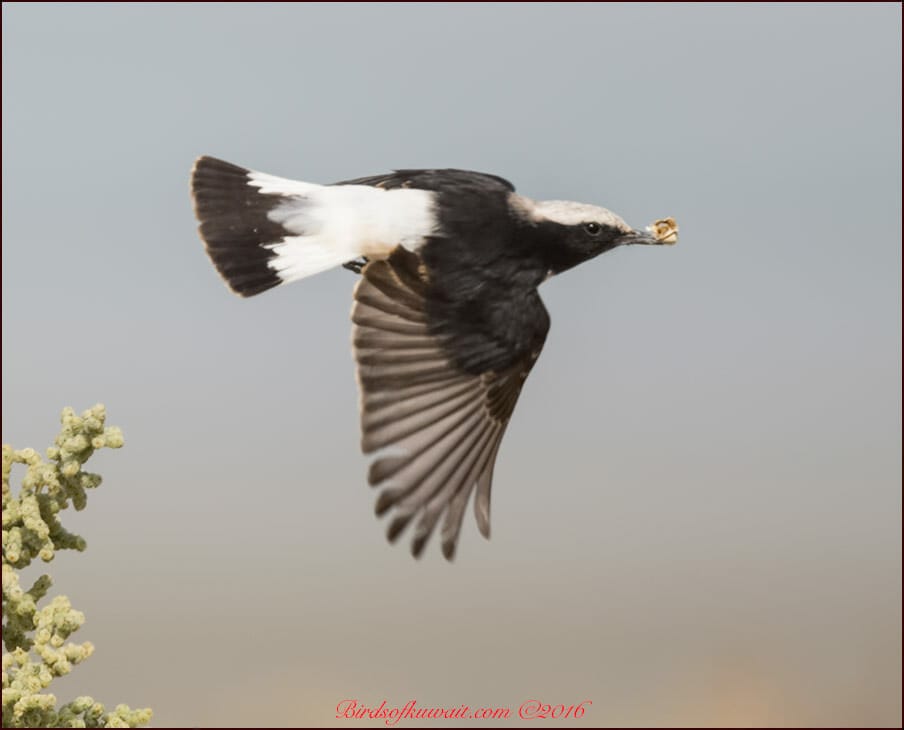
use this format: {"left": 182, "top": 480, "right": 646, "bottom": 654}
{"left": 616, "top": 229, "right": 662, "bottom": 246}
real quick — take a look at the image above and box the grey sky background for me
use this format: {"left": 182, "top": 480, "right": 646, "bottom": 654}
{"left": 2, "top": 3, "right": 901, "bottom": 727}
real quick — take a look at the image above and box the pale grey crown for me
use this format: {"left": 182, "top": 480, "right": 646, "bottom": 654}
{"left": 509, "top": 194, "right": 631, "bottom": 232}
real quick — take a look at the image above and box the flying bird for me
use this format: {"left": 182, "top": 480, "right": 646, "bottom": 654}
{"left": 190, "top": 156, "right": 677, "bottom": 560}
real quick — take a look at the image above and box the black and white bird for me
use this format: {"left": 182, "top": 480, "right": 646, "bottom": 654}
{"left": 190, "top": 156, "right": 676, "bottom": 560}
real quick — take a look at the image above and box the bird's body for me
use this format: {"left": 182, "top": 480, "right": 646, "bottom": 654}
{"left": 191, "top": 156, "right": 675, "bottom": 559}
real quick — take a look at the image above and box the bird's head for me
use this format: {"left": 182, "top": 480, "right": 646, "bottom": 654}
{"left": 514, "top": 197, "right": 676, "bottom": 276}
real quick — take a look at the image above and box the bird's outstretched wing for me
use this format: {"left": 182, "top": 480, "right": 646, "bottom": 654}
{"left": 352, "top": 246, "right": 549, "bottom": 560}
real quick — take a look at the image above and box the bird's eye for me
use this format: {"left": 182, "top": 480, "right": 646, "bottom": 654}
{"left": 584, "top": 222, "right": 602, "bottom": 236}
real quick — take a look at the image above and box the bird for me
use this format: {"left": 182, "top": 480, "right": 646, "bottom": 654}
{"left": 190, "top": 156, "right": 677, "bottom": 560}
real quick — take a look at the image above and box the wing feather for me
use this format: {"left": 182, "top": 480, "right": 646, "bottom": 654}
{"left": 412, "top": 420, "right": 502, "bottom": 557}
{"left": 351, "top": 247, "right": 548, "bottom": 560}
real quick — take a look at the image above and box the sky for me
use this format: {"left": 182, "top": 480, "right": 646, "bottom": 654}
{"left": 2, "top": 2, "right": 901, "bottom": 727}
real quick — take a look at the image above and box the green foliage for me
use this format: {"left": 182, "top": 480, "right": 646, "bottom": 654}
{"left": 2, "top": 405, "right": 152, "bottom": 728}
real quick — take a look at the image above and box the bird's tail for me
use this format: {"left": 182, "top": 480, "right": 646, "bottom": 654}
{"left": 190, "top": 156, "right": 366, "bottom": 297}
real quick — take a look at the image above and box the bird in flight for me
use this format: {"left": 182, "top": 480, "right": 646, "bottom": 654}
{"left": 190, "top": 156, "right": 677, "bottom": 560}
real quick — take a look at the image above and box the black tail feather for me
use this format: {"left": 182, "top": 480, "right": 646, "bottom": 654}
{"left": 190, "top": 156, "right": 286, "bottom": 297}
